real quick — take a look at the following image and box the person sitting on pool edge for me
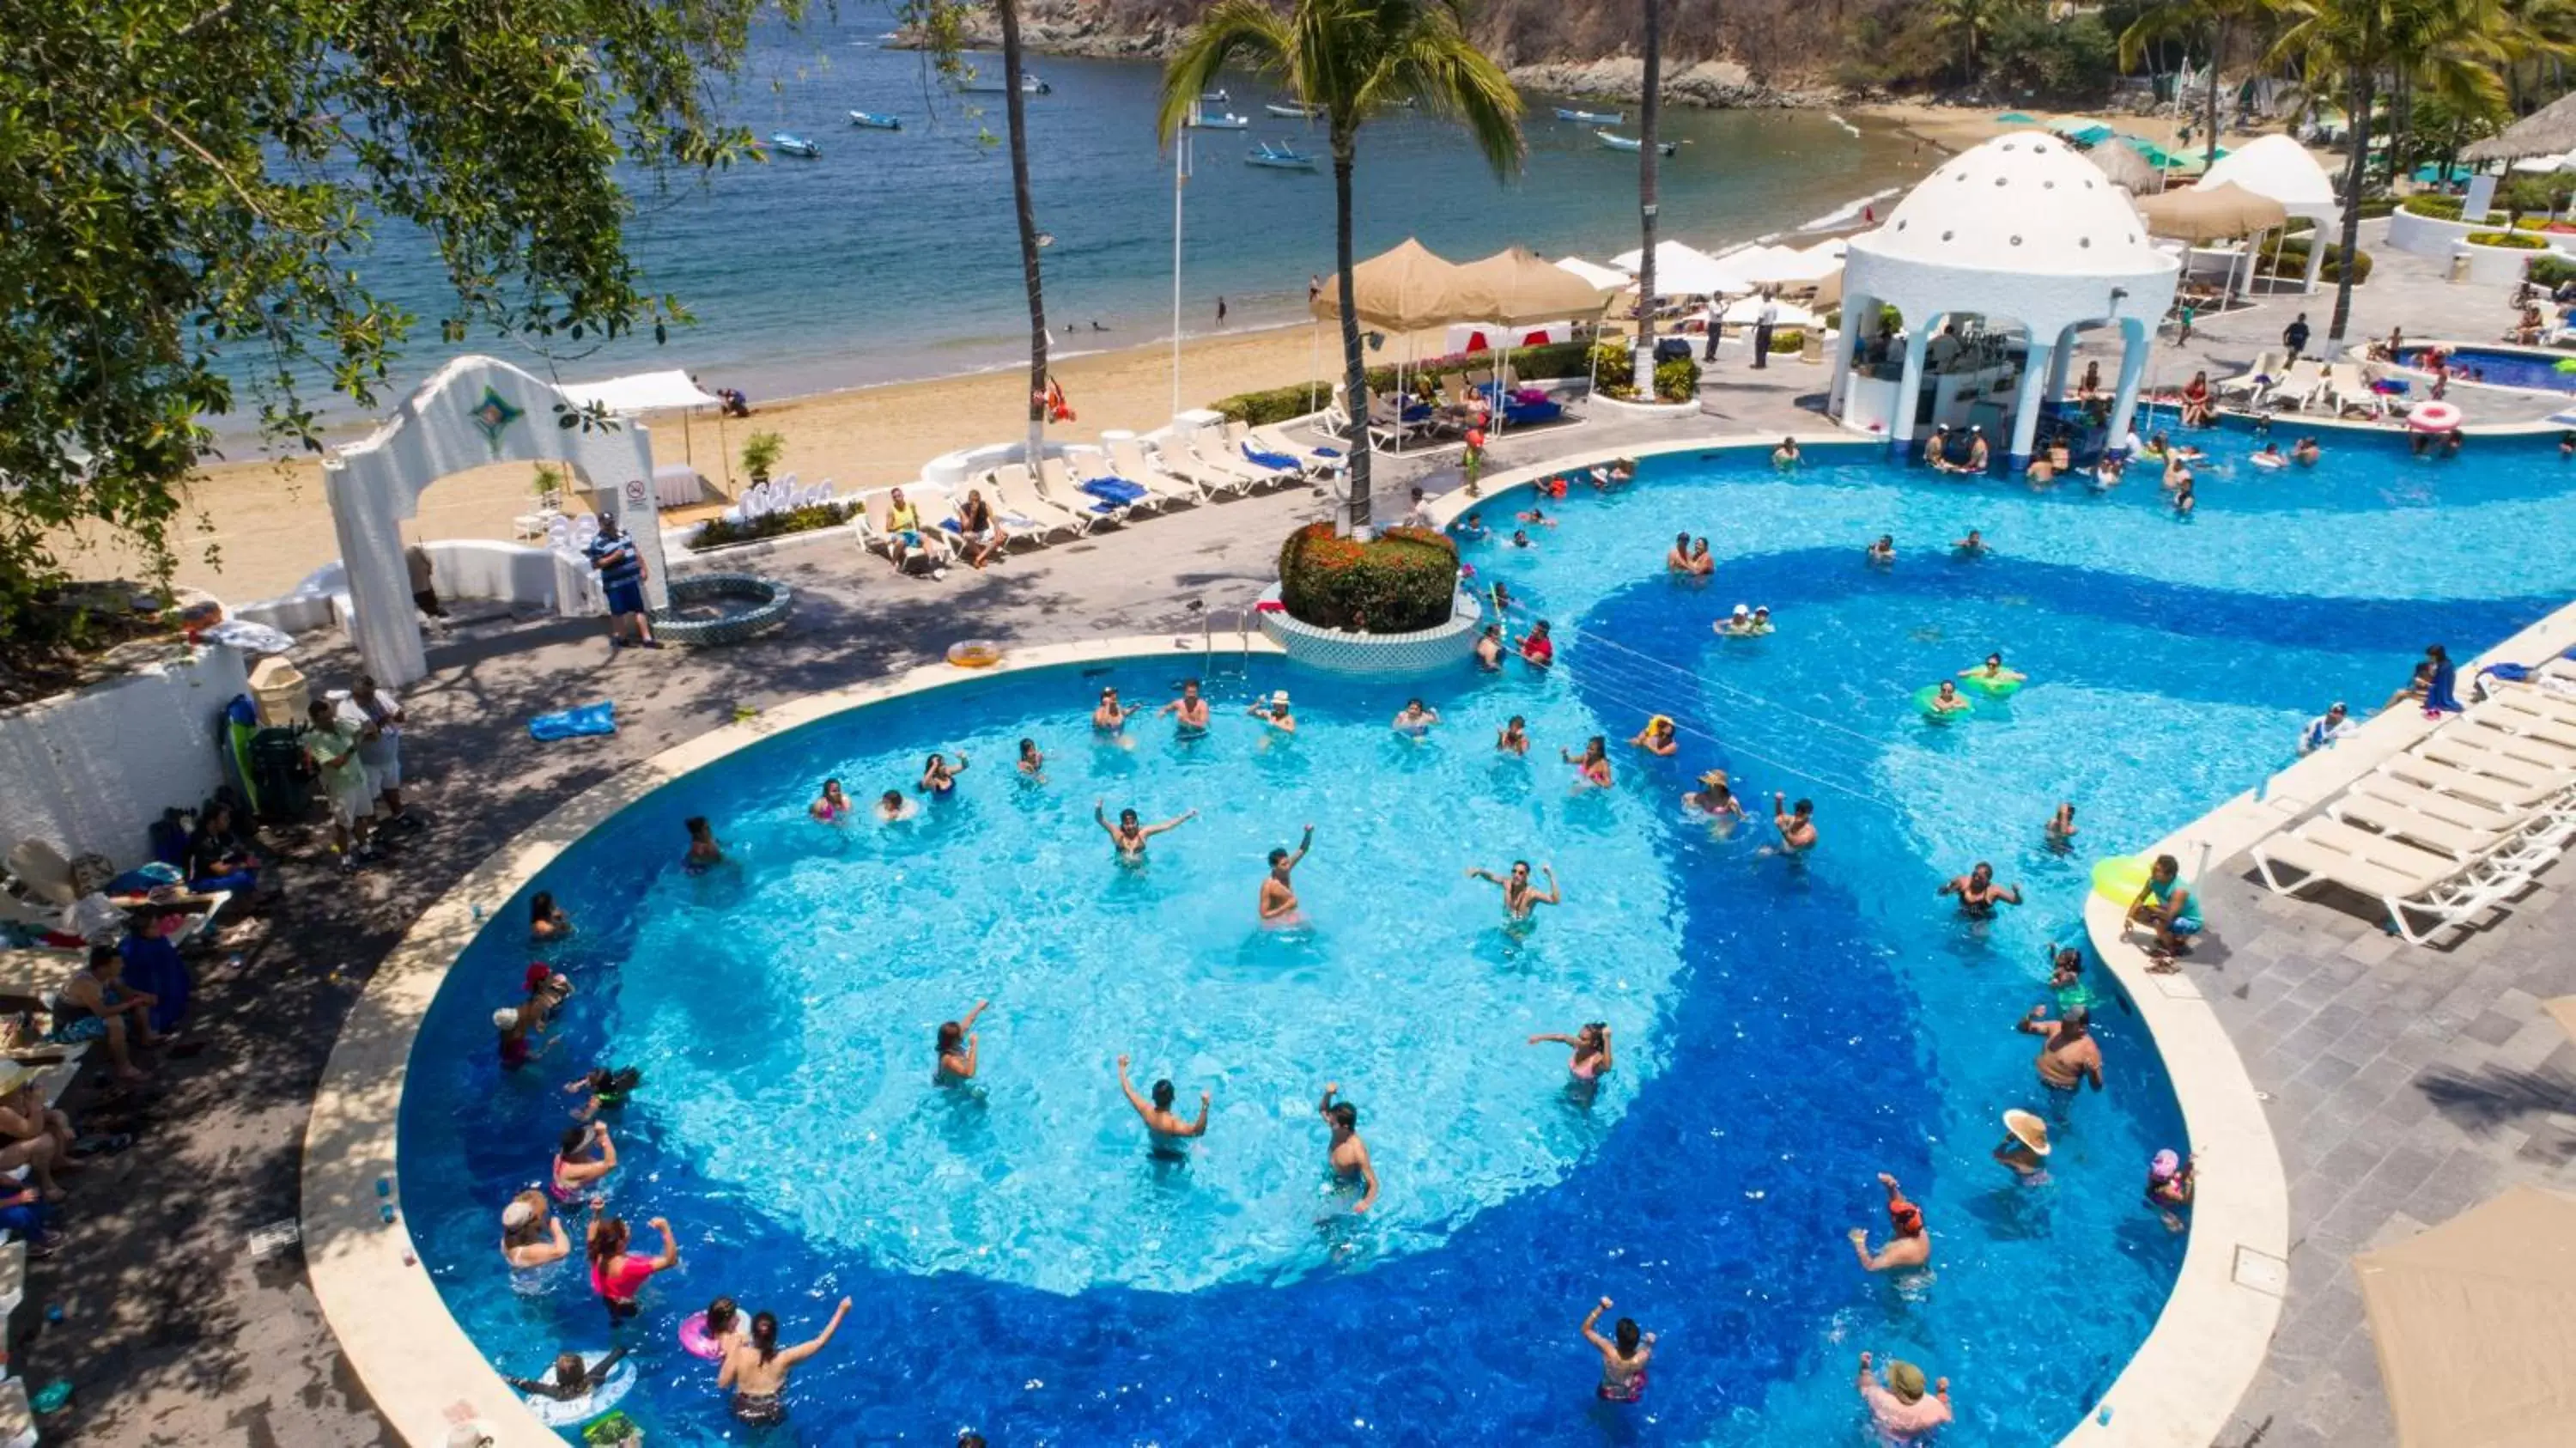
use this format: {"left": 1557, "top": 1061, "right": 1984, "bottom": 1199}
{"left": 2124, "top": 852, "right": 2201, "bottom": 964}
{"left": 1582, "top": 1296, "right": 1654, "bottom": 1402}
{"left": 719, "top": 1298, "right": 853, "bottom": 1427}
{"left": 936, "top": 1000, "right": 989, "bottom": 1081}
{"left": 1938, "top": 861, "right": 2024, "bottom": 916}
{"left": 1261, "top": 824, "right": 1315, "bottom": 924}
{"left": 1316, "top": 1082, "right": 1378, "bottom": 1212}
{"left": 1847, "top": 1171, "right": 1930, "bottom": 1273}
{"left": 1116, "top": 1054, "right": 1211, "bottom": 1151}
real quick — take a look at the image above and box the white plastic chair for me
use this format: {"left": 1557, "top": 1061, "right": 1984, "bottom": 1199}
{"left": 570, "top": 513, "right": 600, "bottom": 548}
{"left": 546, "top": 516, "right": 574, "bottom": 550}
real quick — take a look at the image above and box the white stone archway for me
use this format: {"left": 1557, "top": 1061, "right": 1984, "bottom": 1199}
{"left": 324, "top": 356, "right": 665, "bottom": 686}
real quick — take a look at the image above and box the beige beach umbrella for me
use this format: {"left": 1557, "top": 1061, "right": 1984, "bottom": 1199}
{"left": 2135, "top": 181, "right": 2287, "bottom": 242}
{"left": 1452, "top": 246, "right": 1619, "bottom": 326}
{"left": 2353, "top": 1185, "right": 2576, "bottom": 1446}
{"left": 1309, "top": 236, "right": 1468, "bottom": 331}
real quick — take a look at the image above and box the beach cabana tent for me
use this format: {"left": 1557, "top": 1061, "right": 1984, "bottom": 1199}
{"left": 2353, "top": 1186, "right": 2576, "bottom": 1445}
{"left": 559, "top": 368, "right": 725, "bottom": 479}
{"left": 1308, "top": 237, "right": 1467, "bottom": 331}
{"left": 2467, "top": 91, "right": 2576, "bottom": 162}
{"left": 1835, "top": 131, "right": 2177, "bottom": 468}
{"left": 1608, "top": 240, "right": 1754, "bottom": 298}
{"left": 1452, "top": 246, "right": 1619, "bottom": 325}
{"left": 2197, "top": 135, "right": 2342, "bottom": 293}
{"left": 2135, "top": 182, "right": 2287, "bottom": 241}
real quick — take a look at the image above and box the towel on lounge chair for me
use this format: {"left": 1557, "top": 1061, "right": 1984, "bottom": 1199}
{"left": 531, "top": 701, "right": 617, "bottom": 741}
{"left": 1079, "top": 477, "right": 1151, "bottom": 505}
{"left": 1503, "top": 398, "right": 1564, "bottom": 426}
{"left": 1241, "top": 441, "right": 1302, "bottom": 471}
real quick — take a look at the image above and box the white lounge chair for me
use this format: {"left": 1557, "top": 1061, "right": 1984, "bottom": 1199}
{"left": 1037, "top": 455, "right": 1145, "bottom": 525}
{"left": 2258, "top": 358, "right": 2326, "bottom": 411}
{"left": 1184, "top": 432, "right": 1285, "bottom": 494}
{"left": 2212, "top": 350, "right": 2281, "bottom": 400}
{"left": 2250, "top": 820, "right": 2533, "bottom": 946}
{"left": 983, "top": 465, "right": 1090, "bottom": 543}
{"left": 1245, "top": 423, "right": 1346, "bottom": 477}
{"left": 2379, "top": 753, "right": 2576, "bottom": 813}
{"left": 2324, "top": 362, "right": 2384, "bottom": 418}
{"left": 1144, "top": 441, "right": 1249, "bottom": 499}
{"left": 853, "top": 485, "right": 959, "bottom": 574}
{"left": 1101, "top": 438, "right": 1209, "bottom": 508}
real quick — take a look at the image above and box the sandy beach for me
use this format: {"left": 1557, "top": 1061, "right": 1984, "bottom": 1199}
{"left": 1852, "top": 99, "right": 2275, "bottom": 159}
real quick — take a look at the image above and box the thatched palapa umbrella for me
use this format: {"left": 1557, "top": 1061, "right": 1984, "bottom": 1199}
{"left": 2466, "top": 91, "right": 2576, "bottom": 162}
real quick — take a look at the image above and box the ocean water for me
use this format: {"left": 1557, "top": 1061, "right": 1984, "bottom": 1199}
{"left": 396, "top": 427, "right": 2573, "bottom": 1444}
{"left": 235, "top": 2, "right": 1923, "bottom": 442}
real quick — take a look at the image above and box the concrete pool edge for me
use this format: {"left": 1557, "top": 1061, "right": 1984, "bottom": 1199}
{"left": 1431, "top": 432, "right": 2290, "bottom": 1448}
{"left": 301, "top": 632, "right": 1289, "bottom": 1448}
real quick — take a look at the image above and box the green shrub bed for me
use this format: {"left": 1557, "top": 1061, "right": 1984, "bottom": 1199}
{"left": 1276, "top": 522, "right": 1459, "bottom": 632}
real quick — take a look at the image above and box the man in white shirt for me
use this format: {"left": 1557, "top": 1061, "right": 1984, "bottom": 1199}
{"left": 1400, "top": 486, "right": 1436, "bottom": 531}
{"left": 1752, "top": 291, "right": 1780, "bottom": 369}
{"left": 2297, "top": 701, "right": 2357, "bottom": 755}
{"left": 337, "top": 675, "right": 417, "bottom": 827}
{"left": 1699, "top": 297, "right": 1724, "bottom": 362}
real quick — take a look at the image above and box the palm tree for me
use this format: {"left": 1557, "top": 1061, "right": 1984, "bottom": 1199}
{"left": 1934, "top": 0, "right": 2014, "bottom": 82}
{"left": 995, "top": 0, "right": 1050, "bottom": 472}
{"left": 1157, "top": 0, "right": 1522, "bottom": 535}
{"left": 2119, "top": 0, "right": 2274, "bottom": 173}
{"left": 1633, "top": 0, "right": 1664, "bottom": 389}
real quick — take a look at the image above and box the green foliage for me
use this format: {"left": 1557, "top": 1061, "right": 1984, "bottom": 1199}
{"left": 1986, "top": 9, "right": 2121, "bottom": 100}
{"left": 691, "top": 499, "right": 858, "bottom": 550}
{"left": 2400, "top": 193, "right": 2466, "bottom": 219}
{"left": 2502, "top": 173, "right": 2576, "bottom": 217}
{"left": 1208, "top": 341, "right": 1591, "bottom": 425}
{"left": 1276, "top": 522, "right": 1460, "bottom": 633}
{"left": 1589, "top": 341, "right": 1637, "bottom": 392}
{"left": 2528, "top": 254, "right": 2576, "bottom": 288}
{"left": 2261, "top": 236, "right": 2376, "bottom": 283}
{"left": 740, "top": 430, "right": 787, "bottom": 484}
{"left": 2466, "top": 230, "right": 2548, "bottom": 248}
{"left": 532, "top": 462, "right": 568, "bottom": 501}
{"left": 0, "top": 0, "right": 796, "bottom": 634}
{"left": 1770, "top": 328, "right": 1808, "bottom": 355}
{"left": 1652, "top": 357, "right": 1702, "bottom": 403}
{"left": 2354, "top": 196, "right": 2400, "bottom": 219}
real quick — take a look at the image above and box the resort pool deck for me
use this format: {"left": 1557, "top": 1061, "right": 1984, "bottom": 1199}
{"left": 315, "top": 423, "right": 2576, "bottom": 1447}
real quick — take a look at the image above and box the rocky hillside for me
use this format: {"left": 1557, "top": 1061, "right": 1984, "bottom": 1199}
{"left": 945, "top": 0, "right": 1851, "bottom": 107}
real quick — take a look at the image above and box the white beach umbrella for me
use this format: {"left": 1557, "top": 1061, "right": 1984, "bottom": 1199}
{"left": 1608, "top": 240, "right": 1753, "bottom": 297}
{"left": 1554, "top": 256, "right": 1633, "bottom": 290}
{"left": 1718, "top": 295, "right": 1823, "bottom": 328}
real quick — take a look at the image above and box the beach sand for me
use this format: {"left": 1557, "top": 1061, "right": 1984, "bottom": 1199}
{"left": 50, "top": 319, "right": 1466, "bottom": 603}
{"left": 1853, "top": 100, "right": 2273, "bottom": 159}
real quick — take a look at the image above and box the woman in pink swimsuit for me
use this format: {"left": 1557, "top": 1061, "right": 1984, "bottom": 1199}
{"left": 586, "top": 1214, "right": 679, "bottom": 1323}
{"left": 1526, "top": 1022, "right": 1613, "bottom": 1081}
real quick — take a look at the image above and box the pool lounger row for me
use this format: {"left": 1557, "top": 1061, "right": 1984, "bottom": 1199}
{"left": 2251, "top": 683, "right": 2576, "bottom": 946}
{"left": 848, "top": 424, "right": 1338, "bottom": 575}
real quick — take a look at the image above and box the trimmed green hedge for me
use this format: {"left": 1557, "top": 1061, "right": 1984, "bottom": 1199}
{"left": 2400, "top": 193, "right": 2464, "bottom": 220}
{"left": 691, "top": 499, "right": 857, "bottom": 549}
{"left": 2466, "top": 230, "right": 2548, "bottom": 249}
{"left": 2260, "top": 236, "right": 2374, "bottom": 284}
{"left": 2354, "top": 196, "right": 2400, "bottom": 219}
{"left": 2530, "top": 254, "right": 2576, "bottom": 287}
{"left": 1277, "top": 522, "right": 1459, "bottom": 633}
{"left": 1211, "top": 339, "right": 1593, "bottom": 425}
{"left": 1769, "top": 327, "right": 1807, "bottom": 355}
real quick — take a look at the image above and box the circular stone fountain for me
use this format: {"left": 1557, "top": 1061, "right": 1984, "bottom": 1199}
{"left": 649, "top": 572, "right": 793, "bottom": 645}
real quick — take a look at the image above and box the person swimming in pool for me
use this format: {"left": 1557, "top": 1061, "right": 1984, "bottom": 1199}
{"left": 1629, "top": 715, "right": 1679, "bottom": 756}
{"left": 1562, "top": 735, "right": 1613, "bottom": 788}
{"left": 1665, "top": 532, "right": 1693, "bottom": 572}
{"left": 1016, "top": 739, "right": 1045, "bottom": 780}
{"left": 1115, "top": 1054, "right": 1211, "bottom": 1147}
{"left": 1938, "top": 861, "right": 2025, "bottom": 916}
{"left": 810, "top": 779, "right": 852, "bottom": 822}
{"left": 1960, "top": 653, "right": 2025, "bottom": 688}
{"left": 2017, "top": 1004, "right": 2104, "bottom": 1096}
{"left": 1688, "top": 538, "right": 1715, "bottom": 575}
{"left": 683, "top": 816, "right": 724, "bottom": 872}
{"left": 500, "top": 1190, "right": 571, "bottom": 1269}
{"left": 1952, "top": 529, "right": 1989, "bottom": 557}
{"left": 920, "top": 751, "right": 969, "bottom": 795}
{"left": 1516, "top": 503, "right": 1555, "bottom": 527}
{"left": 1510, "top": 528, "right": 1536, "bottom": 550}
{"left": 1847, "top": 1171, "right": 1931, "bottom": 1272}
{"left": 2125, "top": 852, "right": 2201, "bottom": 964}
{"left": 1684, "top": 770, "right": 1743, "bottom": 820}
{"left": 550, "top": 1122, "right": 617, "bottom": 1203}
{"left": 876, "top": 789, "right": 916, "bottom": 823}
{"left": 1527, "top": 1022, "right": 1612, "bottom": 1083}
{"left": 1249, "top": 690, "right": 1297, "bottom": 734}
{"left": 2091, "top": 454, "right": 2126, "bottom": 491}
{"left": 2172, "top": 475, "right": 2196, "bottom": 516}
{"left": 1519, "top": 620, "right": 1555, "bottom": 667}
{"left": 1260, "top": 824, "right": 1315, "bottom": 924}
{"left": 1391, "top": 698, "right": 1441, "bottom": 736}
{"left": 1717, "top": 602, "right": 1756, "bottom": 636}
{"left": 1582, "top": 1297, "right": 1654, "bottom": 1402}
{"left": 718, "top": 1299, "right": 852, "bottom": 1427}
{"left": 529, "top": 891, "right": 574, "bottom": 944}
{"left": 1093, "top": 685, "right": 1145, "bottom": 733}
{"left": 1867, "top": 534, "right": 1895, "bottom": 566}
{"left": 1095, "top": 799, "right": 1196, "bottom": 860}
{"left": 1926, "top": 679, "right": 1971, "bottom": 715}
{"left": 936, "top": 1000, "right": 989, "bottom": 1081}
{"left": 1773, "top": 437, "right": 1801, "bottom": 468}
{"left": 1160, "top": 678, "right": 1212, "bottom": 734}
{"left": 1457, "top": 510, "right": 1488, "bottom": 541}
{"left": 2044, "top": 801, "right": 2078, "bottom": 851}
{"left": 2293, "top": 436, "right": 2321, "bottom": 466}
{"left": 507, "top": 1344, "right": 632, "bottom": 1403}
{"left": 1466, "top": 860, "right": 1561, "bottom": 919}
{"left": 1496, "top": 715, "right": 1530, "bottom": 756}
{"left": 1771, "top": 794, "right": 1817, "bottom": 854}
{"left": 1473, "top": 624, "right": 1504, "bottom": 671}
{"left": 1316, "top": 1082, "right": 1378, "bottom": 1212}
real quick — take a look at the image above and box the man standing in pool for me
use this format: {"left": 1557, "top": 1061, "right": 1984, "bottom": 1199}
{"left": 1095, "top": 800, "right": 1196, "bottom": 861}
{"left": 1937, "top": 862, "right": 2024, "bottom": 916}
{"left": 1092, "top": 685, "right": 1145, "bottom": 733}
{"left": 1316, "top": 1081, "right": 1378, "bottom": 1212}
{"left": 2016, "top": 1004, "right": 2104, "bottom": 1100}
{"left": 1260, "top": 824, "right": 1315, "bottom": 924}
{"left": 1465, "top": 861, "right": 1561, "bottom": 920}
{"left": 1847, "top": 1171, "right": 1931, "bottom": 1273}
{"left": 1160, "top": 678, "right": 1212, "bottom": 735}
{"left": 1116, "top": 1055, "right": 1211, "bottom": 1149}
{"left": 1770, "top": 794, "right": 1817, "bottom": 855}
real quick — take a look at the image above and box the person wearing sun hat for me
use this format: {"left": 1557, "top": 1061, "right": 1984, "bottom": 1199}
{"left": 1847, "top": 1171, "right": 1931, "bottom": 1273}
{"left": 1716, "top": 602, "right": 1753, "bottom": 637}
{"left": 1857, "top": 1351, "right": 1953, "bottom": 1438}
{"left": 1993, "top": 1108, "right": 2052, "bottom": 1182}
{"left": 1247, "top": 689, "right": 1297, "bottom": 735}
{"left": 2147, "top": 1148, "right": 2197, "bottom": 1232}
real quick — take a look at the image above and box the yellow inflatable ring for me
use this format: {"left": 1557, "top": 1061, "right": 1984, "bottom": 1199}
{"left": 946, "top": 640, "right": 1004, "bottom": 668}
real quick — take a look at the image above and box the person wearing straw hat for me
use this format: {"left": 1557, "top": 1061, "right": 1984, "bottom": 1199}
{"left": 1684, "top": 770, "right": 1742, "bottom": 821}
{"left": 2017, "top": 1004, "right": 2105, "bottom": 1098}
{"left": 1993, "top": 1108, "right": 2053, "bottom": 1182}
{"left": 1856, "top": 1352, "right": 1953, "bottom": 1438}
{"left": 1847, "top": 1171, "right": 1931, "bottom": 1273}
{"left": 1248, "top": 689, "right": 1297, "bottom": 736}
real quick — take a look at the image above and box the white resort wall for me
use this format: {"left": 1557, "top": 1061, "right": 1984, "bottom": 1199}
{"left": 0, "top": 645, "right": 250, "bottom": 866}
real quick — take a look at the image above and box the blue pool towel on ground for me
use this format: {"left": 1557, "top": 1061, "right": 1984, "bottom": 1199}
{"left": 532, "top": 701, "right": 617, "bottom": 741}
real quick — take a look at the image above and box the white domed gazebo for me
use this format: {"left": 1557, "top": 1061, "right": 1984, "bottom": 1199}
{"left": 1832, "top": 132, "right": 2180, "bottom": 468}
{"left": 2198, "top": 134, "right": 2342, "bottom": 295}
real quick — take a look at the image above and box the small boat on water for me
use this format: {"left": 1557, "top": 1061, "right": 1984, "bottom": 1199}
{"left": 1595, "top": 130, "right": 1676, "bottom": 156}
{"left": 1190, "top": 112, "right": 1250, "bottom": 130}
{"left": 1556, "top": 106, "right": 1624, "bottom": 124}
{"left": 1245, "top": 140, "right": 1318, "bottom": 171}
{"left": 1200, "top": 88, "right": 1230, "bottom": 103}
{"left": 769, "top": 131, "right": 823, "bottom": 158}
{"left": 960, "top": 70, "right": 1049, "bottom": 94}
{"left": 1265, "top": 101, "right": 1324, "bottom": 119}
{"left": 848, "top": 110, "right": 902, "bottom": 131}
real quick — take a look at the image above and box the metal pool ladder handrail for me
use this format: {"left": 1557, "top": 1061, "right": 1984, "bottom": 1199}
{"left": 1197, "top": 598, "right": 1255, "bottom": 678}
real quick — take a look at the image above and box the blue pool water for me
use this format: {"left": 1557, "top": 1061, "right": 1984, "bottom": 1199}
{"left": 2395, "top": 342, "right": 2576, "bottom": 393}
{"left": 398, "top": 423, "right": 2575, "bottom": 1445}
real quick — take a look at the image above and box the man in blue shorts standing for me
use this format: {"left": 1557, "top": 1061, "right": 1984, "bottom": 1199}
{"left": 586, "top": 515, "right": 659, "bottom": 649}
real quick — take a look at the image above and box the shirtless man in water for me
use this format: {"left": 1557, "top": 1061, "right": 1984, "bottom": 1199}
{"left": 2016, "top": 1005, "right": 2104, "bottom": 1095}
{"left": 1771, "top": 793, "right": 1818, "bottom": 854}
{"left": 1847, "top": 1171, "right": 1932, "bottom": 1272}
{"left": 1937, "top": 862, "right": 2024, "bottom": 916}
{"left": 1316, "top": 1082, "right": 1378, "bottom": 1213}
{"left": 1159, "top": 678, "right": 1212, "bottom": 734}
{"left": 1116, "top": 1054, "right": 1211, "bottom": 1147}
{"left": 1260, "top": 824, "right": 1315, "bottom": 923}
{"left": 1465, "top": 860, "right": 1561, "bottom": 919}
{"left": 1095, "top": 799, "right": 1195, "bottom": 860}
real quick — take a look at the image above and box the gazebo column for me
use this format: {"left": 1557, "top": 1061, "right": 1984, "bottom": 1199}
{"left": 2007, "top": 332, "right": 2057, "bottom": 472}
{"left": 1829, "top": 288, "right": 1874, "bottom": 416}
{"left": 1888, "top": 326, "right": 1931, "bottom": 462}
{"left": 2044, "top": 324, "right": 2076, "bottom": 401}
{"left": 2105, "top": 318, "right": 2153, "bottom": 454}
{"left": 324, "top": 460, "right": 429, "bottom": 687}
{"left": 2302, "top": 219, "right": 2328, "bottom": 295}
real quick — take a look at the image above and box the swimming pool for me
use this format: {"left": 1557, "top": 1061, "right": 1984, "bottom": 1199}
{"left": 396, "top": 423, "right": 2576, "bottom": 1445}
{"left": 2395, "top": 341, "right": 2576, "bottom": 394}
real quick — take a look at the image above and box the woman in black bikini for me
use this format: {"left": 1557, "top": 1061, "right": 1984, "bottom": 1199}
{"left": 719, "top": 1298, "right": 852, "bottom": 1426}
